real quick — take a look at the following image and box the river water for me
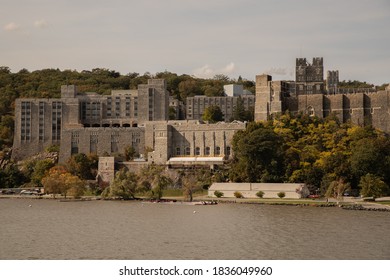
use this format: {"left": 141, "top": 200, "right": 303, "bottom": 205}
{"left": 0, "top": 198, "right": 388, "bottom": 260}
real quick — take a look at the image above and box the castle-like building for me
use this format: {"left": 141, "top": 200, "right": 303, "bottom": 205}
{"left": 12, "top": 57, "right": 390, "bottom": 168}
{"left": 255, "top": 57, "right": 390, "bottom": 133}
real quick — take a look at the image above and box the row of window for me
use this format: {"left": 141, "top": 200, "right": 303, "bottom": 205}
{"left": 176, "top": 146, "right": 231, "bottom": 156}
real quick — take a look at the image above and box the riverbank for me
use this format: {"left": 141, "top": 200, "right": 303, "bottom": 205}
{"left": 2, "top": 194, "right": 390, "bottom": 212}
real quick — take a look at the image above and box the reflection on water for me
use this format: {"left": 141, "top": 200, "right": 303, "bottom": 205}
{"left": 0, "top": 199, "right": 389, "bottom": 259}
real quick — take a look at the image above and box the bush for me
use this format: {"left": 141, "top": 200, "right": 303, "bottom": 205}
{"left": 214, "top": 190, "right": 224, "bottom": 198}
{"left": 277, "top": 192, "right": 286, "bottom": 198}
{"left": 256, "top": 191, "right": 265, "bottom": 198}
{"left": 45, "top": 144, "right": 60, "bottom": 153}
{"left": 234, "top": 191, "right": 243, "bottom": 198}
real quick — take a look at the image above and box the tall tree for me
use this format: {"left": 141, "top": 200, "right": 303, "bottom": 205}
{"left": 231, "top": 123, "right": 285, "bottom": 182}
{"left": 106, "top": 169, "right": 140, "bottom": 199}
{"left": 230, "top": 96, "right": 254, "bottom": 122}
{"left": 202, "top": 105, "right": 224, "bottom": 123}
{"left": 139, "top": 164, "right": 172, "bottom": 199}
{"left": 359, "top": 174, "right": 390, "bottom": 198}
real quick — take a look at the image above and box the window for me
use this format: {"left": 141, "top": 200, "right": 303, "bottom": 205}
{"left": 111, "top": 133, "right": 119, "bottom": 153}
{"left": 176, "top": 147, "right": 181, "bottom": 156}
{"left": 21, "top": 101, "right": 32, "bottom": 142}
{"left": 52, "top": 102, "right": 62, "bottom": 141}
{"left": 71, "top": 132, "right": 79, "bottom": 154}
{"left": 205, "top": 147, "right": 210, "bottom": 156}
{"left": 226, "top": 146, "right": 231, "bottom": 156}
{"left": 185, "top": 147, "right": 190, "bottom": 155}
{"left": 195, "top": 147, "right": 200, "bottom": 156}
{"left": 38, "top": 102, "right": 45, "bottom": 141}
{"left": 215, "top": 146, "right": 221, "bottom": 155}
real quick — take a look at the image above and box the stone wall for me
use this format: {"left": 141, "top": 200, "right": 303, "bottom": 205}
{"left": 59, "top": 127, "right": 145, "bottom": 162}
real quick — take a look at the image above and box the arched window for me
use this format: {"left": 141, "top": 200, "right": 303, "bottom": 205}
{"left": 176, "top": 147, "right": 181, "bottom": 156}
{"left": 195, "top": 147, "right": 200, "bottom": 156}
{"left": 185, "top": 147, "right": 191, "bottom": 156}
{"left": 215, "top": 146, "right": 221, "bottom": 155}
{"left": 205, "top": 147, "right": 210, "bottom": 156}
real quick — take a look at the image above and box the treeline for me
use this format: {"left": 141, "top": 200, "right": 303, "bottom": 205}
{"left": 228, "top": 113, "right": 390, "bottom": 198}
{"left": 338, "top": 80, "right": 388, "bottom": 90}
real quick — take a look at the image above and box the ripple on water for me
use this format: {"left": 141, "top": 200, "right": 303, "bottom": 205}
{"left": 0, "top": 199, "right": 389, "bottom": 259}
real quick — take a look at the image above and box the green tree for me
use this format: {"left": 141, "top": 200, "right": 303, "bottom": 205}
{"left": 0, "top": 163, "right": 26, "bottom": 188}
{"left": 0, "top": 115, "right": 14, "bottom": 148}
{"left": 359, "top": 174, "right": 390, "bottom": 198}
{"left": 168, "top": 107, "right": 177, "bottom": 120}
{"left": 139, "top": 164, "right": 173, "bottom": 199}
{"left": 202, "top": 105, "right": 224, "bottom": 123}
{"left": 325, "top": 179, "right": 350, "bottom": 200}
{"left": 124, "top": 145, "right": 137, "bottom": 161}
{"left": 66, "top": 153, "right": 96, "bottom": 180}
{"left": 31, "top": 159, "right": 55, "bottom": 186}
{"left": 230, "top": 96, "right": 253, "bottom": 122}
{"left": 106, "top": 169, "right": 140, "bottom": 199}
{"left": 231, "top": 123, "right": 284, "bottom": 182}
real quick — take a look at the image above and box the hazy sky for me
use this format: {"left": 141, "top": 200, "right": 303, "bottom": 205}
{"left": 1, "top": 0, "right": 390, "bottom": 84}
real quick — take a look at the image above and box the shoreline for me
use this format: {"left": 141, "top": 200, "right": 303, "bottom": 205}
{"left": 2, "top": 194, "right": 390, "bottom": 212}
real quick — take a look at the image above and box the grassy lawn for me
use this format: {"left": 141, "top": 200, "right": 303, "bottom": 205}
{"left": 375, "top": 201, "right": 390, "bottom": 205}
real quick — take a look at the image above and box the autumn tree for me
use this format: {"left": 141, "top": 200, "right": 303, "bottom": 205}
{"left": 66, "top": 153, "right": 98, "bottom": 180}
{"left": 42, "top": 166, "right": 85, "bottom": 198}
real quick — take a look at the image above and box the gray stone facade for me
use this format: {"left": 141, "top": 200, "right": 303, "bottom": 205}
{"left": 255, "top": 57, "right": 390, "bottom": 132}
{"left": 12, "top": 79, "right": 169, "bottom": 161}
{"left": 146, "top": 120, "right": 246, "bottom": 165}
{"left": 12, "top": 79, "right": 246, "bottom": 166}
{"left": 186, "top": 95, "right": 255, "bottom": 122}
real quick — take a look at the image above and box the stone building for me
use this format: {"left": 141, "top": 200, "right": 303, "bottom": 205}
{"left": 295, "top": 57, "right": 325, "bottom": 95}
{"left": 12, "top": 79, "right": 169, "bottom": 161}
{"left": 12, "top": 79, "right": 246, "bottom": 166}
{"left": 255, "top": 57, "right": 390, "bottom": 132}
{"left": 146, "top": 120, "right": 245, "bottom": 167}
{"left": 326, "top": 70, "right": 339, "bottom": 94}
{"left": 186, "top": 95, "right": 255, "bottom": 122}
